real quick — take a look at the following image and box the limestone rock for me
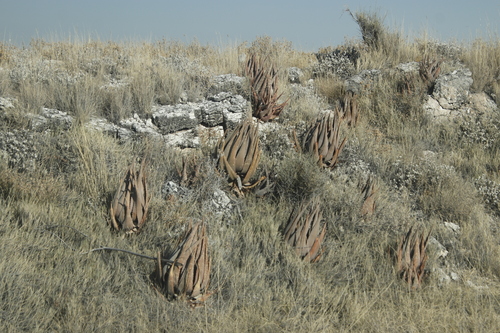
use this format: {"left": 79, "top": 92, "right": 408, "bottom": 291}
{"left": 396, "top": 62, "right": 419, "bottom": 74}
{"left": 152, "top": 104, "right": 200, "bottom": 134}
{"left": 163, "top": 128, "right": 200, "bottom": 149}
{"left": 87, "top": 117, "right": 133, "bottom": 141}
{"left": 30, "top": 108, "right": 73, "bottom": 132}
{"left": 207, "top": 74, "right": 246, "bottom": 96}
{"left": 120, "top": 113, "right": 161, "bottom": 138}
{"left": 345, "top": 69, "right": 381, "bottom": 95}
{"left": 469, "top": 92, "right": 498, "bottom": 113}
{"left": 423, "top": 96, "right": 463, "bottom": 120}
{"left": 0, "top": 97, "right": 14, "bottom": 110}
{"left": 428, "top": 236, "right": 448, "bottom": 259}
{"left": 288, "top": 67, "right": 304, "bottom": 83}
{"left": 432, "top": 68, "right": 473, "bottom": 110}
{"left": 161, "top": 181, "right": 189, "bottom": 200}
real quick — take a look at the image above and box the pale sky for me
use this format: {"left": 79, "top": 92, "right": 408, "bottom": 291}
{"left": 1, "top": 0, "right": 499, "bottom": 51}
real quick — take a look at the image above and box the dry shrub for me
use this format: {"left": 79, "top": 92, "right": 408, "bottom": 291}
{"left": 461, "top": 38, "right": 500, "bottom": 94}
{"left": 110, "top": 160, "right": 150, "bottom": 234}
{"left": 396, "top": 226, "right": 430, "bottom": 289}
{"left": 313, "top": 75, "right": 345, "bottom": 104}
{"left": 283, "top": 198, "right": 326, "bottom": 262}
{"left": 156, "top": 220, "right": 211, "bottom": 305}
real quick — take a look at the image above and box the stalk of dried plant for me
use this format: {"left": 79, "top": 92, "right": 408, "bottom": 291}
{"left": 156, "top": 221, "right": 211, "bottom": 305}
{"left": 177, "top": 154, "right": 201, "bottom": 187}
{"left": 360, "top": 176, "right": 377, "bottom": 218}
{"left": 419, "top": 55, "right": 441, "bottom": 92}
{"left": 396, "top": 226, "right": 430, "bottom": 289}
{"left": 283, "top": 199, "right": 326, "bottom": 263}
{"left": 253, "top": 167, "right": 275, "bottom": 198}
{"left": 217, "top": 119, "right": 263, "bottom": 191}
{"left": 245, "top": 53, "right": 288, "bottom": 122}
{"left": 339, "top": 91, "right": 359, "bottom": 126}
{"left": 110, "top": 159, "right": 150, "bottom": 234}
{"left": 302, "top": 109, "right": 347, "bottom": 168}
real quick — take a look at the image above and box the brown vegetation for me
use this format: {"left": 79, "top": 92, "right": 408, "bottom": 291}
{"left": 302, "top": 109, "right": 347, "bottom": 168}
{"left": 216, "top": 119, "right": 263, "bottom": 192}
{"left": 245, "top": 53, "right": 288, "bottom": 121}
{"left": 396, "top": 226, "right": 430, "bottom": 289}
{"left": 110, "top": 159, "right": 150, "bottom": 234}
{"left": 156, "top": 220, "right": 211, "bottom": 305}
{"left": 283, "top": 198, "right": 326, "bottom": 262}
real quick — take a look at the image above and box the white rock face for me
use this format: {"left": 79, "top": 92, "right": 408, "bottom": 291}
{"left": 0, "top": 97, "right": 14, "bottom": 110}
{"left": 432, "top": 68, "right": 473, "bottom": 110}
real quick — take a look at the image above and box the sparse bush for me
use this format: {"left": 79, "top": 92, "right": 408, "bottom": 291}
{"left": 348, "top": 9, "right": 402, "bottom": 55}
{"left": 313, "top": 45, "right": 360, "bottom": 79}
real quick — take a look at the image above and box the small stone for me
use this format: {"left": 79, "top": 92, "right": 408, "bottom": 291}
{"left": 444, "top": 222, "right": 461, "bottom": 233}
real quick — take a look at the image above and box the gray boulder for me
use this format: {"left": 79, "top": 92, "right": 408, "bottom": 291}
{"left": 0, "top": 97, "right": 14, "bottom": 110}
{"left": 152, "top": 103, "right": 200, "bottom": 134}
{"left": 207, "top": 74, "right": 246, "bottom": 96}
{"left": 288, "top": 67, "right": 304, "bottom": 83}
{"left": 345, "top": 69, "right": 381, "bottom": 95}
{"left": 432, "top": 68, "right": 473, "bottom": 110}
{"left": 120, "top": 113, "right": 161, "bottom": 138}
{"left": 30, "top": 108, "right": 73, "bottom": 132}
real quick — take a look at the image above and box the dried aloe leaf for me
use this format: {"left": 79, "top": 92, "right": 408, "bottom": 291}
{"left": 360, "top": 176, "right": 377, "bottom": 217}
{"left": 217, "top": 119, "right": 262, "bottom": 191}
{"left": 109, "top": 160, "right": 150, "bottom": 234}
{"left": 396, "top": 226, "right": 430, "bottom": 289}
{"left": 283, "top": 199, "right": 326, "bottom": 263}
{"left": 157, "top": 221, "right": 211, "bottom": 304}
{"left": 303, "top": 110, "right": 347, "bottom": 169}
{"left": 245, "top": 53, "right": 288, "bottom": 122}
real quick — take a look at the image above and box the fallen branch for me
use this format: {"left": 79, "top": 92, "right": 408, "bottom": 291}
{"left": 84, "top": 247, "right": 181, "bottom": 266}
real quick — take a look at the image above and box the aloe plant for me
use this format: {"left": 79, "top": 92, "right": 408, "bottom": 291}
{"left": 303, "top": 109, "right": 347, "bottom": 168}
{"left": 217, "top": 119, "right": 262, "bottom": 191}
{"left": 396, "top": 226, "right": 430, "bottom": 289}
{"left": 156, "top": 221, "right": 211, "bottom": 305}
{"left": 245, "top": 53, "right": 288, "bottom": 122}
{"left": 110, "top": 160, "right": 149, "bottom": 234}
{"left": 283, "top": 199, "right": 326, "bottom": 263}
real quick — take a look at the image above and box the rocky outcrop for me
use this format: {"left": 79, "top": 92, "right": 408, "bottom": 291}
{"left": 345, "top": 69, "right": 381, "bottom": 95}
{"left": 432, "top": 68, "right": 473, "bottom": 110}
{"left": 152, "top": 91, "right": 247, "bottom": 134}
{"left": 423, "top": 67, "right": 498, "bottom": 120}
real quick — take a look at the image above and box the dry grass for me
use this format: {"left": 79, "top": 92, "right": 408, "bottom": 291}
{"left": 1, "top": 16, "right": 500, "bottom": 332}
